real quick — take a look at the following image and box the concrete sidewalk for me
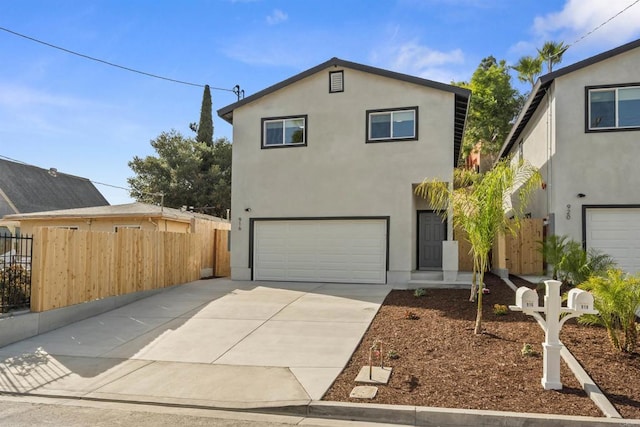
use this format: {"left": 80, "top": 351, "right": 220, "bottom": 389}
{"left": 0, "top": 279, "right": 391, "bottom": 409}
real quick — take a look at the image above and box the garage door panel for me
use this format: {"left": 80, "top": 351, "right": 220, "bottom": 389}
{"left": 254, "top": 219, "right": 387, "bottom": 284}
{"left": 586, "top": 208, "right": 640, "bottom": 274}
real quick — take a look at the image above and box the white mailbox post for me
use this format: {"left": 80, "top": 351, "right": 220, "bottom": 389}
{"left": 510, "top": 280, "right": 598, "bottom": 390}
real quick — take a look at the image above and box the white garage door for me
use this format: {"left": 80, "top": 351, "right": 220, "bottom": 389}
{"left": 253, "top": 219, "right": 387, "bottom": 284}
{"left": 586, "top": 208, "right": 640, "bottom": 274}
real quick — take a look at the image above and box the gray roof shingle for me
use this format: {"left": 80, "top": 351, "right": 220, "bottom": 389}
{"left": 0, "top": 159, "right": 109, "bottom": 216}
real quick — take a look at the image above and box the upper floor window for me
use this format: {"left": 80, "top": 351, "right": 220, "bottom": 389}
{"left": 588, "top": 85, "right": 640, "bottom": 131}
{"left": 262, "top": 115, "right": 307, "bottom": 148}
{"left": 366, "top": 107, "right": 418, "bottom": 142}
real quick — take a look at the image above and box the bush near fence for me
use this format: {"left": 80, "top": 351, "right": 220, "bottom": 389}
{"left": 30, "top": 226, "right": 230, "bottom": 312}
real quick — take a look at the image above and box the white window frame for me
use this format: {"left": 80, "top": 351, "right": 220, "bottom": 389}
{"left": 261, "top": 115, "right": 307, "bottom": 148}
{"left": 366, "top": 107, "right": 418, "bottom": 142}
{"left": 587, "top": 85, "right": 640, "bottom": 131}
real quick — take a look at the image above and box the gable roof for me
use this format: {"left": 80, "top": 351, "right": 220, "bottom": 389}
{"left": 0, "top": 158, "right": 109, "bottom": 217}
{"left": 499, "top": 38, "right": 640, "bottom": 159}
{"left": 3, "top": 202, "right": 227, "bottom": 223}
{"left": 217, "top": 57, "right": 471, "bottom": 165}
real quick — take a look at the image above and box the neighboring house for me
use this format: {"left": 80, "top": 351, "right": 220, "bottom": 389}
{"left": 498, "top": 38, "right": 640, "bottom": 274}
{"left": 0, "top": 158, "right": 109, "bottom": 219}
{"left": 217, "top": 57, "right": 470, "bottom": 286}
{"left": 3, "top": 202, "right": 228, "bottom": 235}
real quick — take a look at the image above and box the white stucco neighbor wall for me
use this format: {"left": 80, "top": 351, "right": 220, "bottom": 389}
{"left": 228, "top": 66, "right": 458, "bottom": 283}
{"left": 507, "top": 46, "right": 640, "bottom": 244}
{"left": 552, "top": 49, "right": 640, "bottom": 243}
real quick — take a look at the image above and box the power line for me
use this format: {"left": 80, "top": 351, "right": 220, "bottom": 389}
{"left": 558, "top": 0, "right": 640, "bottom": 57}
{"left": 0, "top": 25, "right": 236, "bottom": 93}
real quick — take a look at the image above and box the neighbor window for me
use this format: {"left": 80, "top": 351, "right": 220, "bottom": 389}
{"left": 588, "top": 85, "right": 640, "bottom": 130}
{"left": 114, "top": 225, "right": 141, "bottom": 232}
{"left": 262, "top": 116, "right": 307, "bottom": 148}
{"left": 367, "top": 107, "right": 418, "bottom": 142}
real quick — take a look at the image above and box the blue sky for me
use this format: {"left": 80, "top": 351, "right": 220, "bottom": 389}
{"left": 2, "top": 0, "right": 639, "bottom": 205}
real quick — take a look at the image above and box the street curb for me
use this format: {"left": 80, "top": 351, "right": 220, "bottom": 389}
{"left": 307, "top": 401, "right": 640, "bottom": 426}
{"left": 2, "top": 392, "right": 637, "bottom": 426}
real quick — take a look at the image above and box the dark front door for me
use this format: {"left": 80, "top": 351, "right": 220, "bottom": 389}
{"left": 418, "top": 211, "right": 445, "bottom": 269}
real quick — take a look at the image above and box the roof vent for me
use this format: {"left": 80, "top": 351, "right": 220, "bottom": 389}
{"left": 329, "top": 70, "right": 344, "bottom": 93}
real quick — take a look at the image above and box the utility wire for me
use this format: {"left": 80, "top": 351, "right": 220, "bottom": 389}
{"left": 552, "top": 0, "right": 640, "bottom": 58}
{"left": 0, "top": 26, "right": 235, "bottom": 93}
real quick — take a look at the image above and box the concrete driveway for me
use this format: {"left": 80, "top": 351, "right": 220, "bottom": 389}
{"left": 0, "top": 279, "right": 390, "bottom": 409}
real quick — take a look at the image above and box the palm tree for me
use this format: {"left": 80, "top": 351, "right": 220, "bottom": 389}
{"left": 415, "top": 158, "right": 541, "bottom": 334}
{"left": 579, "top": 269, "right": 640, "bottom": 352}
{"left": 537, "top": 41, "right": 568, "bottom": 73}
{"left": 537, "top": 234, "right": 568, "bottom": 280}
{"left": 512, "top": 56, "right": 543, "bottom": 89}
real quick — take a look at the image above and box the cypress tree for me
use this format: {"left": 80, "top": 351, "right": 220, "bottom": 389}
{"left": 196, "top": 85, "right": 213, "bottom": 146}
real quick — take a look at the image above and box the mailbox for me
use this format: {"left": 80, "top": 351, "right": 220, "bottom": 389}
{"left": 515, "top": 287, "right": 539, "bottom": 311}
{"left": 567, "top": 288, "right": 595, "bottom": 312}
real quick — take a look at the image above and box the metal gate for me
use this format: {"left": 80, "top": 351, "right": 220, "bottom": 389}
{"left": 0, "top": 234, "right": 32, "bottom": 313}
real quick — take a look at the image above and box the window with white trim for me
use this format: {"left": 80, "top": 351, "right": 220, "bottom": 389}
{"left": 588, "top": 85, "right": 640, "bottom": 130}
{"left": 366, "top": 107, "right": 418, "bottom": 142}
{"left": 262, "top": 116, "right": 307, "bottom": 148}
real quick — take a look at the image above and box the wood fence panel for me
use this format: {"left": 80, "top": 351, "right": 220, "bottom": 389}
{"left": 454, "top": 219, "right": 543, "bottom": 275}
{"left": 454, "top": 227, "right": 474, "bottom": 272}
{"left": 30, "top": 227, "right": 206, "bottom": 312}
{"left": 214, "top": 229, "right": 231, "bottom": 277}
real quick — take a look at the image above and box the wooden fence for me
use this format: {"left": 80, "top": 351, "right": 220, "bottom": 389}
{"left": 30, "top": 226, "right": 230, "bottom": 312}
{"left": 455, "top": 218, "right": 543, "bottom": 275}
{"left": 193, "top": 218, "right": 231, "bottom": 277}
{"left": 504, "top": 218, "right": 543, "bottom": 275}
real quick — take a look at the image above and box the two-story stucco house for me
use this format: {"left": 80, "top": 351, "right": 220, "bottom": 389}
{"left": 218, "top": 58, "right": 470, "bottom": 286}
{"left": 498, "top": 38, "right": 640, "bottom": 274}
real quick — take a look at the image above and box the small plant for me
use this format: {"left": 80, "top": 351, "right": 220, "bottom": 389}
{"left": 579, "top": 269, "right": 640, "bottom": 353}
{"left": 493, "top": 304, "right": 508, "bottom": 316}
{"left": 414, "top": 288, "right": 426, "bottom": 297}
{"left": 404, "top": 310, "right": 419, "bottom": 320}
{"left": 521, "top": 343, "right": 536, "bottom": 357}
{"left": 387, "top": 349, "right": 399, "bottom": 360}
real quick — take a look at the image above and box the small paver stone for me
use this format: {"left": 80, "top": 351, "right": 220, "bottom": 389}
{"left": 355, "top": 366, "right": 392, "bottom": 384}
{"left": 349, "top": 385, "right": 378, "bottom": 399}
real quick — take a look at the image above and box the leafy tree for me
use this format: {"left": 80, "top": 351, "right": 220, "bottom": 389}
{"left": 128, "top": 130, "right": 231, "bottom": 217}
{"left": 456, "top": 56, "right": 523, "bottom": 156}
{"left": 579, "top": 269, "right": 640, "bottom": 352}
{"left": 537, "top": 41, "right": 568, "bottom": 73}
{"left": 415, "top": 158, "right": 541, "bottom": 334}
{"left": 512, "top": 55, "right": 543, "bottom": 89}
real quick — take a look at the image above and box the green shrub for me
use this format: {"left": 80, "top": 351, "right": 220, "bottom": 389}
{"left": 579, "top": 269, "right": 640, "bottom": 353}
{"left": 0, "top": 265, "right": 30, "bottom": 311}
{"left": 414, "top": 288, "right": 426, "bottom": 298}
{"left": 521, "top": 343, "right": 536, "bottom": 357}
{"left": 493, "top": 304, "right": 508, "bottom": 316}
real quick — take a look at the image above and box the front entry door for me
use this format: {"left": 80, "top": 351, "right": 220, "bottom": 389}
{"left": 418, "top": 211, "right": 445, "bottom": 269}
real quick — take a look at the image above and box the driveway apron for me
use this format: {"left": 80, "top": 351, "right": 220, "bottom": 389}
{"left": 0, "top": 279, "right": 390, "bottom": 409}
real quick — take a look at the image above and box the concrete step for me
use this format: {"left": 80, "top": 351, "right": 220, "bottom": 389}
{"left": 406, "top": 280, "right": 471, "bottom": 290}
{"left": 410, "top": 271, "right": 443, "bottom": 281}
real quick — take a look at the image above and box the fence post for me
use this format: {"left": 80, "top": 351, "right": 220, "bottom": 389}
{"left": 30, "top": 228, "right": 44, "bottom": 312}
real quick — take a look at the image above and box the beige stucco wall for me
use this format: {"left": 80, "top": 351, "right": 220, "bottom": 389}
{"left": 508, "top": 46, "right": 640, "bottom": 243}
{"left": 17, "top": 217, "right": 191, "bottom": 235}
{"left": 230, "top": 66, "right": 457, "bottom": 283}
